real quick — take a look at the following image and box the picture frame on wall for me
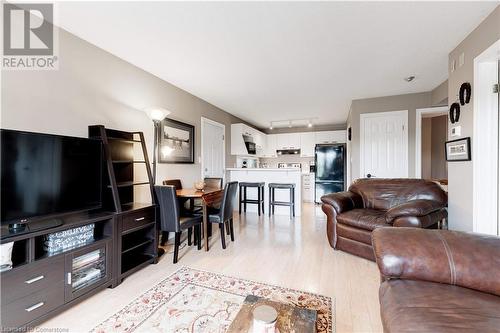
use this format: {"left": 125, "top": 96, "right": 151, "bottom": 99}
{"left": 158, "top": 118, "right": 195, "bottom": 164}
{"left": 445, "top": 137, "right": 471, "bottom": 162}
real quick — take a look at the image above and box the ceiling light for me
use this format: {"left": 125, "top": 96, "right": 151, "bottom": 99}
{"left": 143, "top": 107, "right": 171, "bottom": 121}
{"left": 288, "top": 121, "right": 292, "bottom": 128}
{"left": 269, "top": 122, "right": 273, "bottom": 130}
{"left": 404, "top": 75, "right": 416, "bottom": 82}
{"left": 308, "top": 121, "right": 313, "bottom": 128}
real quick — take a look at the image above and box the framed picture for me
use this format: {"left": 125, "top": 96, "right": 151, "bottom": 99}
{"left": 158, "top": 118, "right": 195, "bottom": 164}
{"left": 445, "top": 137, "right": 471, "bottom": 162}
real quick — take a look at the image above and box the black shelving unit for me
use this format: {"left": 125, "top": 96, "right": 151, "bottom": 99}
{"left": 88, "top": 125, "right": 157, "bottom": 286}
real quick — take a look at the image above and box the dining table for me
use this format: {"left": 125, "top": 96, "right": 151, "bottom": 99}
{"left": 176, "top": 187, "right": 224, "bottom": 251}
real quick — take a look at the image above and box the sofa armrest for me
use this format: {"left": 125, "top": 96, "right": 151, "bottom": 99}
{"left": 372, "top": 228, "right": 500, "bottom": 297}
{"left": 385, "top": 199, "right": 444, "bottom": 224}
{"left": 321, "top": 191, "right": 363, "bottom": 214}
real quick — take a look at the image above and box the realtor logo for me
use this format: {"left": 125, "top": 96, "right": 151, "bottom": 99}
{"left": 2, "top": 3, "right": 58, "bottom": 69}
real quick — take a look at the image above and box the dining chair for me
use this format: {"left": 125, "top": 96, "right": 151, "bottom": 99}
{"left": 207, "top": 181, "right": 238, "bottom": 250}
{"left": 162, "top": 179, "right": 194, "bottom": 245}
{"left": 154, "top": 185, "right": 203, "bottom": 263}
{"left": 204, "top": 177, "right": 223, "bottom": 189}
{"left": 192, "top": 177, "right": 224, "bottom": 214}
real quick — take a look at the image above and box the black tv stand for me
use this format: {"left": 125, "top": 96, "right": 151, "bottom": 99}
{"left": 3, "top": 218, "right": 64, "bottom": 238}
{"left": 0, "top": 210, "right": 116, "bottom": 329}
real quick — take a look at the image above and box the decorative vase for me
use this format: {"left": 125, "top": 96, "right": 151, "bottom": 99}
{"left": 194, "top": 181, "right": 205, "bottom": 191}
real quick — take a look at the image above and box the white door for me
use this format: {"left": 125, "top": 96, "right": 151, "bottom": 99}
{"left": 202, "top": 118, "right": 225, "bottom": 179}
{"left": 360, "top": 110, "right": 408, "bottom": 178}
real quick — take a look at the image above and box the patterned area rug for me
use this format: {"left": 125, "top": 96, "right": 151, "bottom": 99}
{"left": 91, "top": 267, "right": 334, "bottom": 333}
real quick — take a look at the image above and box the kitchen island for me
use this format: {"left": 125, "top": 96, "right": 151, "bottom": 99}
{"left": 227, "top": 168, "right": 302, "bottom": 216}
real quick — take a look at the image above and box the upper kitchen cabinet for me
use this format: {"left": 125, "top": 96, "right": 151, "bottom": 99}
{"left": 231, "top": 123, "right": 267, "bottom": 156}
{"left": 299, "top": 132, "right": 315, "bottom": 157}
{"left": 314, "top": 130, "right": 347, "bottom": 144}
{"left": 262, "top": 134, "right": 277, "bottom": 157}
{"left": 276, "top": 133, "right": 301, "bottom": 150}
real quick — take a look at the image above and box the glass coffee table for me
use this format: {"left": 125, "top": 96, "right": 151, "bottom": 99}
{"left": 227, "top": 295, "right": 317, "bottom": 333}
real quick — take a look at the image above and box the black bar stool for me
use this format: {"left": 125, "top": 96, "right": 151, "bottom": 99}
{"left": 239, "top": 182, "right": 265, "bottom": 216}
{"left": 268, "top": 183, "right": 295, "bottom": 218}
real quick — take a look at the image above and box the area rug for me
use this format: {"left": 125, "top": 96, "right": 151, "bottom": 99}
{"left": 91, "top": 267, "right": 334, "bottom": 333}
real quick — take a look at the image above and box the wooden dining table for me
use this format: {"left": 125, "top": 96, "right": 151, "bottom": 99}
{"left": 176, "top": 187, "right": 224, "bottom": 251}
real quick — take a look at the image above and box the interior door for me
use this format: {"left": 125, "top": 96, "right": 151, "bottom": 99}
{"left": 202, "top": 119, "right": 225, "bottom": 179}
{"left": 360, "top": 110, "right": 408, "bottom": 178}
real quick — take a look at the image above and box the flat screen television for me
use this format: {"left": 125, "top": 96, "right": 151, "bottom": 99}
{"left": 1, "top": 129, "right": 102, "bottom": 227}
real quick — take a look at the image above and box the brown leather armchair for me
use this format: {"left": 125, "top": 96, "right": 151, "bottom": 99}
{"left": 372, "top": 228, "right": 500, "bottom": 333}
{"left": 321, "top": 178, "right": 447, "bottom": 261}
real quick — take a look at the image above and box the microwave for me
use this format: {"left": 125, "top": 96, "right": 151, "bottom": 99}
{"left": 245, "top": 142, "right": 256, "bottom": 155}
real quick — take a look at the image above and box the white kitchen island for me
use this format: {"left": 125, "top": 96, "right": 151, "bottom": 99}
{"left": 227, "top": 168, "right": 302, "bottom": 216}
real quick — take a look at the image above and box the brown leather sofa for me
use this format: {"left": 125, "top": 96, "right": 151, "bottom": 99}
{"left": 321, "top": 178, "right": 447, "bottom": 261}
{"left": 372, "top": 228, "right": 500, "bottom": 333}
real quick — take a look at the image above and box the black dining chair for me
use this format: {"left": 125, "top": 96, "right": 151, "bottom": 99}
{"left": 192, "top": 177, "right": 224, "bottom": 214}
{"left": 162, "top": 179, "right": 195, "bottom": 245}
{"left": 204, "top": 177, "right": 223, "bottom": 189}
{"left": 207, "top": 181, "right": 238, "bottom": 250}
{"left": 154, "top": 185, "right": 203, "bottom": 264}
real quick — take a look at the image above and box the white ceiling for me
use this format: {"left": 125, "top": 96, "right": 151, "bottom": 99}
{"left": 56, "top": 2, "right": 497, "bottom": 128}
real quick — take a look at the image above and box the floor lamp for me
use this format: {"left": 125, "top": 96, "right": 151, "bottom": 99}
{"left": 144, "top": 107, "right": 170, "bottom": 257}
{"left": 144, "top": 107, "right": 170, "bottom": 184}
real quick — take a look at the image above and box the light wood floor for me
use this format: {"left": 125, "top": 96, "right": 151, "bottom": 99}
{"left": 41, "top": 203, "right": 383, "bottom": 332}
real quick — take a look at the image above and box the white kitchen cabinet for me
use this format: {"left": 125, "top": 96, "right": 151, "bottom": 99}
{"left": 276, "top": 134, "right": 289, "bottom": 150}
{"left": 263, "top": 134, "right": 277, "bottom": 157}
{"left": 299, "top": 132, "right": 315, "bottom": 157}
{"left": 231, "top": 123, "right": 267, "bottom": 156}
{"left": 276, "top": 133, "right": 301, "bottom": 150}
{"left": 288, "top": 134, "right": 301, "bottom": 149}
{"left": 314, "top": 130, "right": 347, "bottom": 144}
{"left": 302, "top": 173, "right": 315, "bottom": 203}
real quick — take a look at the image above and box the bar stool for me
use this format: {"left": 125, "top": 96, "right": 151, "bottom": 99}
{"left": 268, "top": 183, "right": 295, "bottom": 218}
{"left": 239, "top": 182, "right": 265, "bottom": 216}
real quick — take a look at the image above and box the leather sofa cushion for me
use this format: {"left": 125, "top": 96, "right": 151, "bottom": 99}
{"left": 373, "top": 228, "right": 500, "bottom": 297}
{"left": 380, "top": 279, "right": 500, "bottom": 333}
{"left": 350, "top": 178, "right": 448, "bottom": 211}
{"left": 337, "top": 209, "right": 388, "bottom": 231}
{"left": 336, "top": 223, "right": 373, "bottom": 245}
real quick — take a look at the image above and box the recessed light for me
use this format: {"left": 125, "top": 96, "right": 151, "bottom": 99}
{"left": 308, "top": 121, "right": 313, "bottom": 128}
{"left": 404, "top": 75, "right": 416, "bottom": 82}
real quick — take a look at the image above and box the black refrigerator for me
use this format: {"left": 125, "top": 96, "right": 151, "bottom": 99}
{"left": 315, "top": 144, "right": 346, "bottom": 203}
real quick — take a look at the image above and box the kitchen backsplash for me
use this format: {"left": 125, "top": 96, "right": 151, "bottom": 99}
{"left": 260, "top": 156, "right": 314, "bottom": 170}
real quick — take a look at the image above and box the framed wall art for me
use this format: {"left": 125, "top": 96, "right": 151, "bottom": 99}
{"left": 445, "top": 137, "right": 471, "bottom": 162}
{"left": 158, "top": 118, "right": 195, "bottom": 164}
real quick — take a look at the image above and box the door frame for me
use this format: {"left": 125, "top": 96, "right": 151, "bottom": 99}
{"left": 473, "top": 38, "right": 500, "bottom": 236}
{"left": 200, "top": 117, "right": 226, "bottom": 180}
{"left": 360, "top": 110, "right": 409, "bottom": 178}
{"left": 415, "top": 106, "right": 449, "bottom": 178}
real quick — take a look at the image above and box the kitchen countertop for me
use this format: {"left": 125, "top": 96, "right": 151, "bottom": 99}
{"left": 227, "top": 168, "right": 302, "bottom": 171}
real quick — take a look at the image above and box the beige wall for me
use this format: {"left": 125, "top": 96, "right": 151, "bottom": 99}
{"left": 431, "top": 80, "right": 448, "bottom": 106}
{"left": 348, "top": 92, "right": 434, "bottom": 180}
{"left": 447, "top": 5, "right": 500, "bottom": 232}
{"left": 1, "top": 28, "right": 248, "bottom": 193}
{"left": 421, "top": 118, "right": 432, "bottom": 179}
